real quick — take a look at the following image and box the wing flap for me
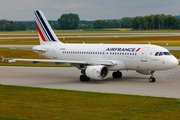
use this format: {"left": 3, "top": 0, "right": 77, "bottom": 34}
{"left": 11, "top": 47, "right": 46, "bottom": 52}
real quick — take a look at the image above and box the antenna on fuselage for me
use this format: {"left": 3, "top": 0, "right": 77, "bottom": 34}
{"left": 148, "top": 42, "right": 151, "bottom": 45}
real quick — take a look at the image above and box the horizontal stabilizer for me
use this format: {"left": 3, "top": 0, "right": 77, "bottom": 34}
{"left": 1, "top": 56, "right": 5, "bottom": 62}
{"left": 1, "top": 56, "right": 12, "bottom": 62}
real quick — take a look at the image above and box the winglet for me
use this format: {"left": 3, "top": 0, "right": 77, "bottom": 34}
{"left": 1, "top": 56, "right": 5, "bottom": 62}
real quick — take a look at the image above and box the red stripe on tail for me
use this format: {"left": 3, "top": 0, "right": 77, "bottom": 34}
{"left": 36, "top": 23, "right": 47, "bottom": 42}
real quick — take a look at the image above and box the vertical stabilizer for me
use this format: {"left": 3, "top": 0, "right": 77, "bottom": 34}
{"left": 34, "top": 10, "right": 62, "bottom": 45}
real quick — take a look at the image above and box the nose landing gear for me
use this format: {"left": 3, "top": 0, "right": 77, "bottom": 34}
{"left": 149, "top": 73, "right": 156, "bottom": 83}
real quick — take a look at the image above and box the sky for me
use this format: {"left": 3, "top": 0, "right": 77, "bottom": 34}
{"left": 0, "top": 0, "right": 180, "bottom": 21}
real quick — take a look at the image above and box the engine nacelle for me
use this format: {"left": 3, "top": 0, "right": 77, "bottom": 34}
{"left": 136, "top": 70, "right": 155, "bottom": 75}
{"left": 85, "top": 65, "right": 109, "bottom": 80}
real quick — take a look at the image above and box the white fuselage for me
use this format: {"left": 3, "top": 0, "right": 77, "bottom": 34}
{"left": 34, "top": 43, "right": 178, "bottom": 71}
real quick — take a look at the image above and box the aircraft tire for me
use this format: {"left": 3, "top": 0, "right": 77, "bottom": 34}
{"left": 112, "top": 71, "right": 122, "bottom": 78}
{"left": 80, "top": 75, "right": 90, "bottom": 82}
{"left": 152, "top": 77, "right": 156, "bottom": 82}
{"left": 149, "top": 77, "right": 156, "bottom": 83}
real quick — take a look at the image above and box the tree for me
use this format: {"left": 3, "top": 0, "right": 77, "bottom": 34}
{"left": 51, "top": 22, "right": 59, "bottom": 30}
{"left": 3, "top": 22, "right": 13, "bottom": 31}
{"left": 93, "top": 20, "right": 104, "bottom": 29}
{"left": 79, "top": 24, "right": 88, "bottom": 29}
{"left": 29, "top": 24, "right": 36, "bottom": 30}
{"left": 148, "top": 14, "right": 155, "bottom": 29}
{"left": 57, "top": 13, "right": 80, "bottom": 30}
{"left": 121, "top": 17, "right": 134, "bottom": 28}
{"left": 154, "top": 14, "right": 163, "bottom": 29}
{"left": 132, "top": 14, "right": 180, "bottom": 30}
{"left": 112, "top": 20, "right": 121, "bottom": 28}
{"left": 87, "top": 24, "right": 93, "bottom": 29}
{"left": 132, "top": 16, "right": 142, "bottom": 30}
{"left": 15, "top": 22, "right": 28, "bottom": 31}
{"left": 0, "top": 19, "right": 10, "bottom": 31}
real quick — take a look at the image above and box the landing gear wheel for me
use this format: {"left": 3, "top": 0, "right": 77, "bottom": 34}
{"left": 112, "top": 71, "right": 122, "bottom": 78}
{"left": 80, "top": 75, "right": 90, "bottom": 82}
{"left": 152, "top": 77, "right": 156, "bottom": 82}
{"left": 149, "top": 77, "right": 156, "bottom": 83}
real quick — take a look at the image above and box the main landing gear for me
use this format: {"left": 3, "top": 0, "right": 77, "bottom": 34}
{"left": 149, "top": 73, "right": 156, "bottom": 83}
{"left": 112, "top": 71, "right": 122, "bottom": 78}
{"left": 80, "top": 75, "right": 90, "bottom": 82}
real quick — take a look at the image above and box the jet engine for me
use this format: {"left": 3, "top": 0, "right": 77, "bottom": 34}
{"left": 85, "top": 65, "right": 109, "bottom": 80}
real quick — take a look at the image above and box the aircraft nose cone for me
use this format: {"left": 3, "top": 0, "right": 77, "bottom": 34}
{"left": 169, "top": 57, "right": 178, "bottom": 68}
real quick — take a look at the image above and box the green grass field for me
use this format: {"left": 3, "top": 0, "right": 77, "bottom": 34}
{"left": 0, "top": 85, "right": 179, "bottom": 120}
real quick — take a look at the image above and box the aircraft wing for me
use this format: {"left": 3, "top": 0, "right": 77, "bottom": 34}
{"left": 1, "top": 56, "right": 114, "bottom": 66}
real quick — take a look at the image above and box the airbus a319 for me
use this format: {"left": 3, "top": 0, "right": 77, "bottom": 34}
{"left": 2, "top": 10, "right": 179, "bottom": 83}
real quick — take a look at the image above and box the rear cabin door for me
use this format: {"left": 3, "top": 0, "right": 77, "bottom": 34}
{"left": 53, "top": 46, "right": 58, "bottom": 59}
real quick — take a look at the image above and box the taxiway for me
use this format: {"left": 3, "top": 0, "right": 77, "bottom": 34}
{"left": 0, "top": 66, "right": 180, "bottom": 98}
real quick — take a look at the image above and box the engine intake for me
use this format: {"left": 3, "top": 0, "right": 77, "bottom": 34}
{"left": 85, "top": 65, "right": 109, "bottom": 80}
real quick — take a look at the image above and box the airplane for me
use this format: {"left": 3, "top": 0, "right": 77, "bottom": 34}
{"left": 1, "top": 10, "right": 179, "bottom": 83}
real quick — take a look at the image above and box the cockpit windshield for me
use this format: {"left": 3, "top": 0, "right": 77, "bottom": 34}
{"left": 163, "top": 52, "right": 171, "bottom": 55}
{"left": 155, "top": 52, "right": 159, "bottom": 56}
{"left": 155, "top": 52, "right": 171, "bottom": 56}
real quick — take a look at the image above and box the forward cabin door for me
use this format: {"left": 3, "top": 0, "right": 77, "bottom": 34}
{"left": 141, "top": 47, "right": 149, "bottom": 62}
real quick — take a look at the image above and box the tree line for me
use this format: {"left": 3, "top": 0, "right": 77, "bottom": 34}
{"left": 132, "top": 14, "right": 180, "bottom": 30}
{"left": 0, "top": 13, "right": 180, "bottom": 31}
{"left": 0, "top": 20, "right": 29, "bottom": 31}
{"left": 51, "top": 13, "right": 134, "bottom": 30}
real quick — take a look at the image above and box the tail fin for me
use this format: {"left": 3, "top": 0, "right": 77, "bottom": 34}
{"left": 34, "top": 10, "right": 62, "bottom": 45}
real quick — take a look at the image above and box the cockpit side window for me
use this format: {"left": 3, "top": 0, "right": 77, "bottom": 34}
{"left": 163, "top": 52, "right": 171, "bottom": 55}
{"left": 155, "top": 52, "right": 159, "bottom": 56}
{"left": 159, "top": 52, "right": 163, "bottom": 56}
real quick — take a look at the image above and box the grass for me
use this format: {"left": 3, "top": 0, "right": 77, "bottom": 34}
{"left": 170, "top": 50, "right": 180, "bottom": 59}
{"left": 1, "top": 36, "right": 180, "bottom": 45}
{"left": 0, "top": 85, "right": 179, "bottom": 120}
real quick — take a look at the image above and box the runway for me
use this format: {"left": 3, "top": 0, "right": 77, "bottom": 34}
{"left": 0, "top": 66, "right": 180, "bottom": 98}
